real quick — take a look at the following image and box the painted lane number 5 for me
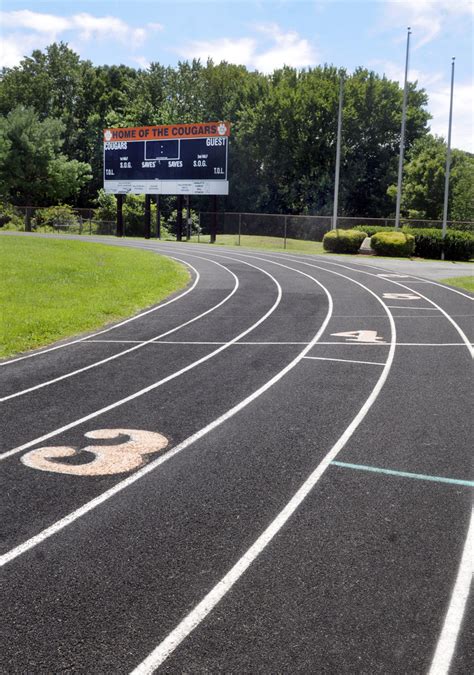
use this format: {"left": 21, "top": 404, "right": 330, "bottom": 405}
{"left": 21, "top": 429, "right": 168, "bottom": 476}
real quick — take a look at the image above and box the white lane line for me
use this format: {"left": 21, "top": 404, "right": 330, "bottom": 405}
{"left": 386, "top": 306, "right": 439, "bottom": 310}
{"left": 85, "top": 340, "right": 471, "bottom": 347}
{"left": 275, "top": 254, "right": 474, "bottom": 358}
{"left": 0, "top": 257, "right": 239, "bottom": 402}
{"left": 0, "top": 264, "right": 334, "bottom": 567}
{"left": 303, "top": 356, "right": 385, "bottom": 366}
{"left": 129, "top": 264, "right": 397, "bottom": 674}
{"left": 309, "top": 256, "right": 474, "bottom": 301}
{"left": 0, "top": 259, "right": 283, "bottom": 460}
{"left": 428, "top": 507, "right": 474, "bottom": 675}
{"left": 0, "top": 255, "right": 199, "bottom": 367}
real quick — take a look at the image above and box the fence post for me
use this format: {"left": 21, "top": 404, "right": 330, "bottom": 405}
{"left": 210, "top": 196, "right": 217, "bottom": 244}
{"left": 238, "top": 213, "right": 241, "bottom": 246}
{"left": 186, "top": 196, "right": 191, "bottom": 240}
{"left": 156, "top": 195, "right": 161, "bottom": 239}
{"left": 116, "top": 194, "right": 124, "bottom": 237}
{"left": 89, "top": 217, "right": 92, "bottom": 235}
{"left": 25, "top": 207, "right": 32, "bottom": 232}
{"left": 198, "top": 212, "right": 201, "bottom": 243}
{"left": 144, "top": 194, "right": 151, "bottom": 239}
{"left": 176, "top": 195, "right": 183, "bottom": 241}
{"left": 284, "top": 215, "right": 287, "bottom": 249}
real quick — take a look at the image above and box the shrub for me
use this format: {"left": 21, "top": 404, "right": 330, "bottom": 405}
{"left": 0, "top": 201, "right": 25, "bottom": 230}
{"left": 349, "top": 225, "right": 397, "bottom": 237}
{"left": 404, "top": 227, "right": 474, "bottom": 261}
{"left": 371, "top": 231, "right": 415, "bottom": 257}
{"left": 323, "top": 229, "right": 367, "bottom": 253}
{"left": 34, "top": 205, "right": 80, "bottom": 231}
{"left": 166, "top": 208, "right": 199, "bottom": 238}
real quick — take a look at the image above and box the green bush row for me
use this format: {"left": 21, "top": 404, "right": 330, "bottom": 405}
{"left": 324, "top": 225, "right": 473, "bottom": 260}
{"left": 407, "top": 228, "right": 473, "bottom": 261}
{"left": 322, "top": 229, "right": 367, "bottom": 253}
{"left": 371, "top": 231, "right": 415, "bottom": 257}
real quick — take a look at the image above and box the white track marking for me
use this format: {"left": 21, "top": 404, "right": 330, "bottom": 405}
{"left": 386, "top": 306, "right": 439, "bottom": 310}
{"left": 0, "top": 263, "right": 334, "bottom": 567}
{"left": 78, "top": 339, "right": 473, "bottom": 347}
{"left": 271, "top": 254, "right": 474, "bottom": 358}
{"left": 303, "top": 356, "right": 385, "bottom": 366}
{"left": 22, "top": 429, "right": 168, "bottom": 476}
{"left": 428, "top": 507, "right": 474, "bottom": 675}
{"left": 383, "top": 293, "right": 420, "bottom": 300}
{"left": 0, "top": 257, "right": 239, "bottom": 402}
{"left": 0, "top": 259, "right": 282, "bottom": 461}
{"left": 0, "top": 255, "right": 199, "bottom": 367}
{"left": 129, "top": 265, "right": 397, "bottom": 674}
{"left": 294, "top": 254, "right": 474, "bottom": 301}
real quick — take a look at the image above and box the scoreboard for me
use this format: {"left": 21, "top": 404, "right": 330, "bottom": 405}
{"left": 103, "top": 122, "right": 229, "bottom": 195}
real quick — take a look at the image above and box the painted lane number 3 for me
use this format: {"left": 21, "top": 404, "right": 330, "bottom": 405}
{"left": 21, "top": 428, "right": 168, "bottom": 476}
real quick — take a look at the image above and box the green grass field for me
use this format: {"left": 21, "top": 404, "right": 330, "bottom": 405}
{"left": 0, "top": 236, "right": 189, "bottom": 358}
{"left": 440, "top": 276, "right": 474, "bottom": 293}
{"left": 189, "top": 234, "right": 326, "bottom": 254}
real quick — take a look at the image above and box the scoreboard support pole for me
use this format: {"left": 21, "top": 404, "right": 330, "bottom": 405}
{"left": 186, "top": 196, "right": 191, "bottom": 241}
{"left": 144, "top": 194, "right": 151, "bottom": 239}
{"left": 116, "top": 194, "right": 124, "bottom": 237}
{"left": 210, "top": 196, "right": 217, "bottom": 244}
{"left": 156, "top": 195, "right": 161, "bottom": 239}
{"left": 176, "top": 195, "right": 183, "bottom": 241}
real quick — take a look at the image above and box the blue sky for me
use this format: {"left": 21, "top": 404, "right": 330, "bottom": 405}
{"left": 1, "top": 0, "right": 473, "bottom": 151}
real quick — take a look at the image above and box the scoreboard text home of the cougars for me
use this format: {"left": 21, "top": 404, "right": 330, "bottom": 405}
{"left": 103, "top": 122, "right": 230, "bottom": 195}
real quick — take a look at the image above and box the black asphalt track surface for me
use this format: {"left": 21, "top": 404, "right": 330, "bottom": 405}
{"left": 0, "top": 234, "right": 472, "bottom": 674}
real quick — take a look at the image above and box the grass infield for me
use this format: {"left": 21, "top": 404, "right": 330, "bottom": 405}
{"left": 440, "top": 276, "right": 474, "bottom": 293}
{"left": 0, "top": 236, "right": 189, "bottom": 358}
{"left": 189, "top": 234, "right": 326, "bottom": 254}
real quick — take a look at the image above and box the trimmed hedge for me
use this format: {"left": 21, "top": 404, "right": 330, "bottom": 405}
{"left": 349, "top": 225, "right": 396, "bottom": 237}
{"left": 323, "top": 229, "right": 367, "bottom": 253}
{"left": 371, "top": 231, "right": 415, "bottom": 257}
{"left": 406, "top": 228, "right": 474, "bottom": 261}
{"left": 346, "top": 224, "right": 473, "bottom": 260}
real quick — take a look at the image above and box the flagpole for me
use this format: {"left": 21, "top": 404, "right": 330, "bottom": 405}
{"left": 332, "top": 76, "right": 344, "bottom": 230}
{"left": 441, "top": 57, "right": 455, "bottom": 260}
{"left": 395, "top": 27, "right": 411, "bottom": 229}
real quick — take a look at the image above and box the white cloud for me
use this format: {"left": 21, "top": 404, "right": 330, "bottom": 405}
{"left": 0, "top": 10, "right": 159, "bottom": 67}
{"left": 178, "top": 37, "right": 256, "bottom": 66}
{"left": 369, "top": 59, "right": 444, "bottom": 88}
{"left": 0, "top": 33, "right": 45, "bottom": 68}
{"left": 176, "top": 24, "right": 318, "bottom": 73}
{"left": 0, "top": 9, "right": 72, "bottom": 36}
{"left": 253, "top": 23, "right": 317, "bottom": 72}
{"left": 369, "top": 59, "right": 473, "bottom": 153}
{"left": 429, "top": 81, "right": 474, "bottom": 152}
{"left": 380, "top": 1, "right": 473, "bottom": 48}
{"left": 72, "top": 13, "right": 147, "bottom": 48}
{"left": 133, "top": 56, "right": 151, "bottom": 70}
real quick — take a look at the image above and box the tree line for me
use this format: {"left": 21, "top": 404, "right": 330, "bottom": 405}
{"left": 0, "top": 42, "right": 472, "bottom": 221}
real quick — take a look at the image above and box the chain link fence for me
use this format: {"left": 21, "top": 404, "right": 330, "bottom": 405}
{"left": 197, "top": 212, "right": 473, "bottom": 248}
{"left": 1, "top": 205, "right": 472, "bottom": 245}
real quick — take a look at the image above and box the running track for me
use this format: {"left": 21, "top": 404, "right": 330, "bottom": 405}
{"left": 1, "top": 234, "right": 472, "bottom": 674}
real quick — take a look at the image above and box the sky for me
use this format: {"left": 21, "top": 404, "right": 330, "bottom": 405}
{"left": 1, "top": 0, "right": 473, "bottom": 152}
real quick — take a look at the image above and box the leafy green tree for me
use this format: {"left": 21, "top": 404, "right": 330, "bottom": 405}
{"left": 388, "top": 135, "right": 474, "bottom": 221}
{"left": 0, "top": 106, "right": 91, "bottom": 205}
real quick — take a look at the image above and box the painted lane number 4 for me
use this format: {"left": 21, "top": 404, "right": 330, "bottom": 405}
{"left": 331, "top": 330, "right": 385, "bottom": 343}
{"left": 383, "top": 293, "right": 419, "bottom": 300}
{"left": 21, "top": 428, "right": 168, "bottom": 476}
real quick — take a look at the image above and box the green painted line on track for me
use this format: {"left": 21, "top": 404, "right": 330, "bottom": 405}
{"left": 331, "top": 461, "right": 474, "bottom": 487}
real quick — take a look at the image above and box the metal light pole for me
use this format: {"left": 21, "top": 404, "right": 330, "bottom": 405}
{"left": 441, "top": 57, "right": 456, "bottom": 260}
{"left": 395, "top": 27, "right": 411, "bottom": 229}
{"left": 332, "top": 76, "right": 344, "bottom": 230}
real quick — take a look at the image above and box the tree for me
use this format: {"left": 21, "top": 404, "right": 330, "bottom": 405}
{"left": 388, "top": 135, "right": 474, "bottom": 221}
{"left": 0, "top": 106, "right": 91, "bottom": 205}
